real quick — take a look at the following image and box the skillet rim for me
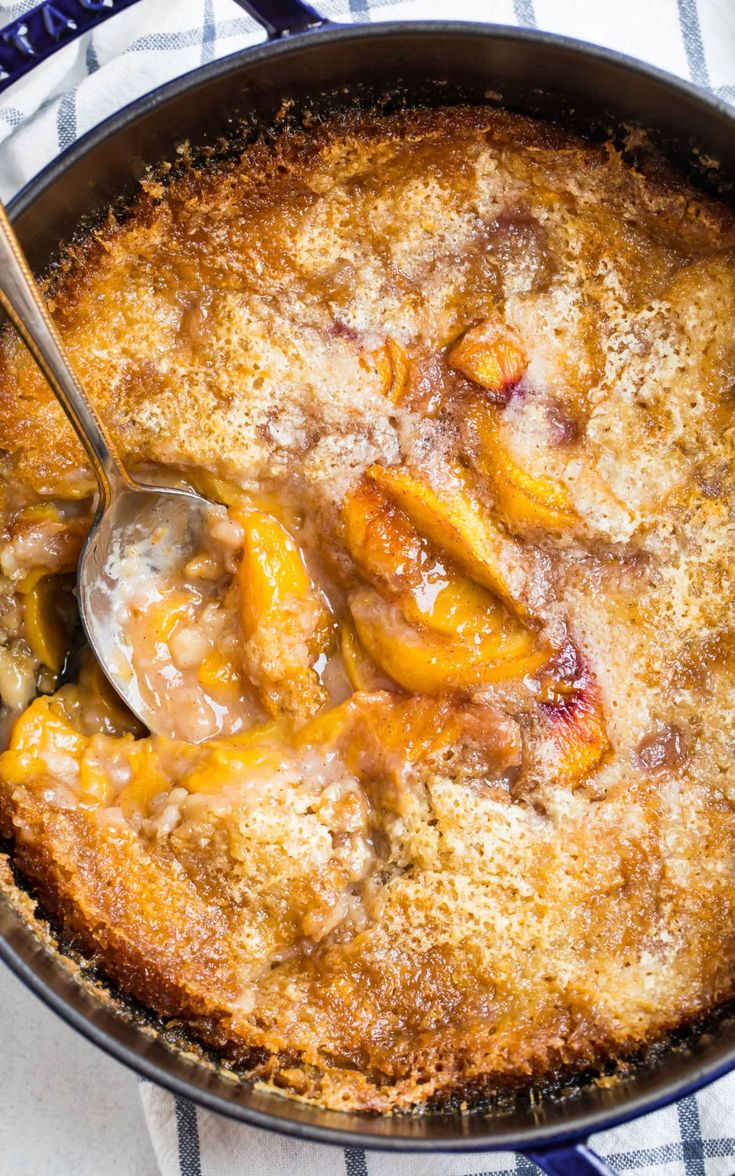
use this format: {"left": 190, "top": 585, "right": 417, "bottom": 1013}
{"left": 3, "top": 17, "right": 735, "bottom": 1152}
{"left": 7, "top": 18, "right": 735, "bottom": 223}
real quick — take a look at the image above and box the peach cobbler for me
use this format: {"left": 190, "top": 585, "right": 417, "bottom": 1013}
{"left": 2, "top": 107, "right": 735, "bottom": 1112}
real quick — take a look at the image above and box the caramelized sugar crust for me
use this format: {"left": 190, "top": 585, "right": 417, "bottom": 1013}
{"left": 2, "top": 108, "right": 735, "bottom": 1111}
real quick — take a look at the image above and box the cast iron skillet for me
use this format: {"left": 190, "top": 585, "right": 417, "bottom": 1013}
{"left": 2, "top": 3, "right": 735, "bottom": 1173}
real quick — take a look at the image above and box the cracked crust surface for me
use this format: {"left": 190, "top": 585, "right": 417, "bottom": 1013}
{"left": 1, "top": 107, "right": 735, "bottom": 1112}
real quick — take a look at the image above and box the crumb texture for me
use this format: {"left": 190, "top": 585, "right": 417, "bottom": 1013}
{"left": 1, "top": 107, "right": 735, "bottom": 1113}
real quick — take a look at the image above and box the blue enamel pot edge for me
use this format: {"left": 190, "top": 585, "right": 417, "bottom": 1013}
{"left": 2, "top": 4, "right": 735, "bottom": 1173}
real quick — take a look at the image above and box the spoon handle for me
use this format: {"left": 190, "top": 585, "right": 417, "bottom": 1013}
{"left": 0, "top": 200, "right": 133, "bottom": 506}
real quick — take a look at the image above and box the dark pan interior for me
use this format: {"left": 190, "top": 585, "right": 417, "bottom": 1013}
{"left": 4, "top": 22, "right": 735, "bottom": 1150}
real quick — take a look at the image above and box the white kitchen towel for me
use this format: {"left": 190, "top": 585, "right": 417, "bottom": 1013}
{"left": 2, "top": 1, "right": 735, "bottom": 1174}
{"left": 140, "top": 1068, "right": 735, "bottom": 1175}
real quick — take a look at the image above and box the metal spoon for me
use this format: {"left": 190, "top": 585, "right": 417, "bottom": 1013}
{"left": 0, "top": 200, "right": 214, "bottom": 737}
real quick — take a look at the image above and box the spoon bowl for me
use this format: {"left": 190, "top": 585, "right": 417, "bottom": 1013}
{"left": 78, "top": 485, "right": 215, "bottom": 736}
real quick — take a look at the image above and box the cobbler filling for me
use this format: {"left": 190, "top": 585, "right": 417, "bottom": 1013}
{"left": 1, "top": 106, "right": 735, "bottom": 1113}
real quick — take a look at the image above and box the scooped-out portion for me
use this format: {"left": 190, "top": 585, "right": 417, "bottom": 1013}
{"left": 1, "top": 106, "right": 735, "bottom": 1112}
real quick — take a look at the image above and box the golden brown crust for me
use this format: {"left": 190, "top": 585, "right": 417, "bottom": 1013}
{"left": 0, "top": 781, "right": 240, "bottom": 1020}
{"left": 2, "top": 105, "right": 735, "bottom": 1113}
{"left": 3, "top": 106, "right": 734, "bottom": 497}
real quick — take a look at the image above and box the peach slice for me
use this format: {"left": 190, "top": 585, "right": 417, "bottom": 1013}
{"left": 293, "top": 695, "right": 358, "bottom": 751}
{"left": 235, "top": 509, "right": 313, "bottom": 639}
{"left": 537, "top": 644, "right": 610, "bottom": 784}
{"left": 384, "top": 339, "right": 410, "bottom": 404}
{"left": 367, "top": 338, "right": 410, "bottom": 404}
{"left": 344, "top": 477, "right": 513, "bottom": 640}
{"left": 339, "top": 623, "right": 397, "bottom": 693}
{"left": 354, "top": 694, "right": 522, "bottom": 794}
{"left": 358, "top": 693, "right": 449, "bottom": 759}
{"left": 342, "top": 478, "right": 429, "bottom": 595}
{"left": 0, "top": 696, "right": 102, "bottom": 798}
{"left": 184, "top": 469, "right": 249, "bottom": 508}
{"left": 472, "top": 402, "right": 577, "bottom": 532}
{"left": 23, "top": 574, "right": 75, "bottom": 673}
{"left": 350, "top": 588, "right": 547, "bottom": 695}
{"left": 366, "top": 463, "right": 533, "bottom": 619}
{"left": 448, "top": 320, "right": 527, "bottom": 399}
{"left": 352, "top": 693, "right": 492, "bottom": 768}
{"left": 183, "top": 723, "right": 285, "bottom": 795}
{"left": 543, "top": 687, "right": 609, "bottom": 784}
{"left": 401, "top": 577, "right": 502, "bottom": 641}
{"left": 296, "top": 691, "right": 521, "bottom": 795}
{"left": 3, "top": 694, "right": 85, "bottom": 766}
{"left": 232, "top": 508, "right": 332, "bottom": 722}
{"left": 183, "top": 471, "right": 300, "bottom": 530}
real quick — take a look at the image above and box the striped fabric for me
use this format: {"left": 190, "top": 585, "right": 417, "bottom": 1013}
{"left": 140, "top": 1070, "right": 735, "bottom": 1176}
{"left": 2, "top": 0, "right": 735, "bottom": 1173}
